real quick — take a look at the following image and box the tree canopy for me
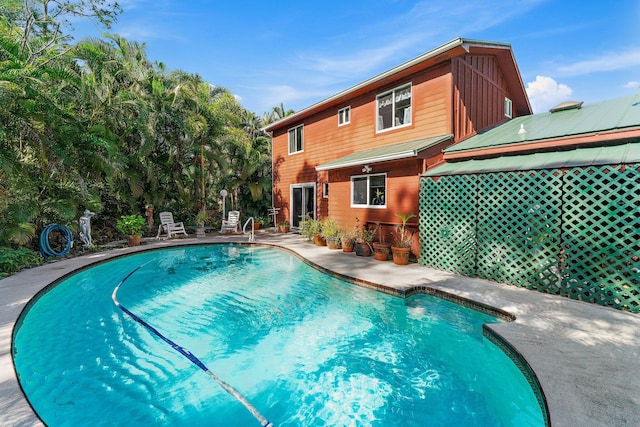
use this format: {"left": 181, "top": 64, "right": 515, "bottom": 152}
{"left": 0, "top": 1, "right": 290, "bottom": 249}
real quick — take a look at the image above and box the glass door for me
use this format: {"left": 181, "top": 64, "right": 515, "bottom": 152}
{"left": 291, "top": 183, "right": 315, "bottom": 228}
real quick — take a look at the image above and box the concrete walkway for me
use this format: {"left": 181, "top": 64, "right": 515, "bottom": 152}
{"left": 2, "top": 232, "right": 639, "bottom": 426}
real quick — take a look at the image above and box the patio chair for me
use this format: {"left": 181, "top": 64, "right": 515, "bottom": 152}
{"left": 220, "top": 210, "right": 240, "bottom": 233}
{"left": 156, "top": 211, "right": 188, "bottom": 239}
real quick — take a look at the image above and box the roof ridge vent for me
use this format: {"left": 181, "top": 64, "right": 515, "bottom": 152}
{"left": 549, "top": 100, "right": 583, "bottom": 113}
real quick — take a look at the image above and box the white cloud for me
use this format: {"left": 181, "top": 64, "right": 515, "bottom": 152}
{"left": 526, "top": 76, "right": 573, "bottom": 113}
{"left": 624, "top": 81, "right": 640, "bottom": 89}
{"left": 557, "top": 48, "right": 640, "bottom": 76}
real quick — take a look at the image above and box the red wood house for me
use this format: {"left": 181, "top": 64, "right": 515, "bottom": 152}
{"left": 264, "top": 38, "right": 532, "bottom": 238}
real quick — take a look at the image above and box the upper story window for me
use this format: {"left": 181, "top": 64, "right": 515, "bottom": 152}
{"left": 377, "top": 84, "right": 411, "bottom": 132}
{"left": 351, "top": 173, "right": 386, "bottom": 208}
{"left": 504, "top": 97, "right": 513, "bottom": 118}
{"left": 338, "top": 106, "right": 351, "bottom": 126}
{"left": 288, "top": 124, "right": 304, "bottom": 154}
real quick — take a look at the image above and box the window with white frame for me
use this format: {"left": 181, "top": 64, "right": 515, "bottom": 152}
{"left": 351, "top": 173, "right": 386, "bottom": 207}
{"left": 377, "top": 84, "right": 411, "bottom": 131}
{"left": 504, "top": 97, "right": 513, "bottom": 118}
{"left": 288, "top": 124, "right": 304, "bottom": 154}
{"left": 338, "top": 106, "right": 351, "bottom": 126}
{"left": 323, "top": 182, "right": 329, "bottom": 198}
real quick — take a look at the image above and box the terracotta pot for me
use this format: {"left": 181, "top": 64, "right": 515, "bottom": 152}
{"left": 391, "top": 246, "right": 411, "bottom": 265}
{"left": 126, "top": 235, "right": 141, "bottom": 247}
{"left": 355, "top": 241, "right": 372, "bottom": 256}
{"left": 314, "top": 233, "right": 326, "bottom": 246}
{"left": 341, "top": 237, "right": 355, "bottom": 252}
{"left": 326, "top": 237, "right": 341, "bottom": 250}
{"left": 373, "top": 242, "right": 391, "bottom": 261}
{"left": 253, "top": 222, "right": 261, "bottom": 230}
{"left": 278, "top": 225, "right": 290, "bottom": 233}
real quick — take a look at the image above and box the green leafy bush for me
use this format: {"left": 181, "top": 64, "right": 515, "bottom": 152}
{"left": 116, "top": 214, "right": 145, "bottom": 236}
{"left": 0, "top": 247, "right": 43, "bottom": 278}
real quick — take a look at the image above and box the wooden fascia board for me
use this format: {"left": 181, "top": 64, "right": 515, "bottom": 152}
{"left": 263, "top": 39, "right": 484, "bottom": 132}
{"left": 443, "top": 128, "right": 640, "bottom": 160}
{"left": 494, "top": 50, "right": 531, "bottom": 115}
{"left": 264, "top": 52, "right": 464, "bottom": 131}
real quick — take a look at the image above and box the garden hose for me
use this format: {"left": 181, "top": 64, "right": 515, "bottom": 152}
{"left": 40, "top": 224, "right": 74, "bottom": 257}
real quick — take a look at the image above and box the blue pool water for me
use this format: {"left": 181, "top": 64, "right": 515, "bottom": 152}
{"left": 13, "top": 245, "right": 545, "bottom": 426}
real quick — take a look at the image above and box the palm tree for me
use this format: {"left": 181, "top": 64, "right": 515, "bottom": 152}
{"left": 263, "top": 102, "right": 295, "bottom": 125}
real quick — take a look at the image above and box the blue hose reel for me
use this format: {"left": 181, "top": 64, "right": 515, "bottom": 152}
{"left": 40, "top": 224, "right": 73, "bottom": 257}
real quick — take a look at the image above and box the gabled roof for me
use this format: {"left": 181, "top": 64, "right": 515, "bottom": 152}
{"left": 444, "top": 93, "right": 640, "bottom": 160}
{"left": 316, "top": 135, "right": 452, "bottom": 171}
{"left": 264, "top": 38, "right": 531, "bottom": 132}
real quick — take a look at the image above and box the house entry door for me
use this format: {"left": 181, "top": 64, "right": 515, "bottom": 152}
{"left": 291, "top": 184, "right": 315, "bottom": 228}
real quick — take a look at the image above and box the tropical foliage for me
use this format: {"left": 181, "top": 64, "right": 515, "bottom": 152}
{"left": 0, "top": 1, "right": 290, "bottom": 265}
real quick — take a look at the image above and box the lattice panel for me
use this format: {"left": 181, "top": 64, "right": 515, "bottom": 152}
{"left": 419, "top": 175, "right": 477, "bottom": 275}
{"left": 561, "top": 165, "right": 640, "bottom": 312}
{"left": 476, "top": 170, "right": 563, "bottom": 293}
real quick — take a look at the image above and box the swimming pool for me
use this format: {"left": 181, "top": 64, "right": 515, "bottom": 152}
{"left": 13, "top": 244, "right": 545, "bottom": 426}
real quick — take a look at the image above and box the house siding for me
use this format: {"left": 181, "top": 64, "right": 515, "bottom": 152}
{"left": 270, "top": 47, "right": 527, "bottom": 232}
{"left": 452, "top": 55, "right": 511, "bottom": 141}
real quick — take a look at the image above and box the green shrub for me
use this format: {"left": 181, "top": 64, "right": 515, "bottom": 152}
{"left": 116, "top": 214, "right": 145, "bottom": 236}
{"left": 0, "top": 247, "right": 44, "bottom": 278}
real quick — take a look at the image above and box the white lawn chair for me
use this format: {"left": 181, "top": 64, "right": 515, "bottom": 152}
{"left": 220, "top": 210, "right": 240, "bottom": 233}
{"left": 156, "top": 211, "right": 188, "bottom": 239}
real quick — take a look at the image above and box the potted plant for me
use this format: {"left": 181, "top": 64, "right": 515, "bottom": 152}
{"left": 391, "top": 213, "right": 416, "bottom": 265}
{"left": 254, "top": 216, "right": 269, "bottom": 230}
{"left": 321, "top": 218, "right": 341, "bottom": 250}
{"left": 354, "top": 217, "right": 376, "bottom": 256}
{"left": 372, "top": 221, "right": 391, "bottom": 261}
{"left": 277, "top": 220, "right": 290, "bottom": 233}
{"left": 195, "top": 210, "right": 209, "bottom": 238}
{"left": 116, "top": 214, "right": 145, "bottom": 246}
{"left": 300, "top": 215, "right": 323, "bottom": 245}
{"left": 340, "top": 226, "right": 357, "bottom": 253}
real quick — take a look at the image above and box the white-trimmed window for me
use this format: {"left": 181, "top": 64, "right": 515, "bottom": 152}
{"left": 351, "top": 173, "right": 386, "bottom": 207}
{"left": 288, "top": 124, "right": 304, "bottom": 154}
{"left": 504, "top": 97, "right": 513, "bottom": 118}
{"left": 377, "top": 84, "right": 411, "bottom": 131}
{"left": 323, "top": 182, "right": 329, "bottom": 198}
{"left": 338, "top": 106, "right": 351, "bottom": 126}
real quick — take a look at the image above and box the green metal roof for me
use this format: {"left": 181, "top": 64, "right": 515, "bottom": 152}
{"left": 316, "top": 134, "right": 453, "bottom": 171}
{"left": 446, "top": 93, "right": 640, "bottom": 154}
{"left": 424, "top": 142, "right": 640, "bottom": 176}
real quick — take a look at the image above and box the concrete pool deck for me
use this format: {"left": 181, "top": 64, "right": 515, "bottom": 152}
{"left": 1, "top": 231, "right": 639, "bottom": 426}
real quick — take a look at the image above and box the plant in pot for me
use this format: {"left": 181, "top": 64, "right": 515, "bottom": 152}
{"left": 354, "top": 217, "right": 376, "bottom": 256}
{"left": 372, "top": 221, "right": 391, "bottom": 261}
{"left": 300, "top": 215, "right": 323, "bottom": 245}
{"left": 277, "top": 220, "right": 290, "bottom": 233}
{"left": 321, "top": 218, "right": 341, "bottom": 250}
{"left": 195, "top": 210, "right": 209, "bottom": 237}
{"left": 340, "top": 226, "right": 357, "bottom": 253}
{"left": 116, "top": 214, "right": 145, "bottom": 246}
{"left": 391, "top": 212, "right": 416, "bottom": 265}
{"left": 254, "top": 216, "right": 269, "bottom": 230}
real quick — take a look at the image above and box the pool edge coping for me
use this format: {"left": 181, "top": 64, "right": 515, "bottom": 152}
{"left": 3, "top": 234, "right": 640, "bottom": 426}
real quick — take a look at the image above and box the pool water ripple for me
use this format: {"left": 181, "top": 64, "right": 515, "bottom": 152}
{"left": 13, "top": 245, "right": 545, "bottom": 426}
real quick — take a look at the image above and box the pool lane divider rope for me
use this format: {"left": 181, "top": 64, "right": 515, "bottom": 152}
{"left": 112, "top": 265, "right": 274, "bottom": 427}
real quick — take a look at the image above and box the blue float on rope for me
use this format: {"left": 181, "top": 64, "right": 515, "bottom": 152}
{"left": 40, "top": 224, "right": 73, "bottom": 257}
{"left": 113, "top": 265, "right": 273, "bottom": 427}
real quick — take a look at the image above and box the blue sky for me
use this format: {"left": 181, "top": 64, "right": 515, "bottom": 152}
{"left": 73, "top": 0, "right": 640, "bottom": 115}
